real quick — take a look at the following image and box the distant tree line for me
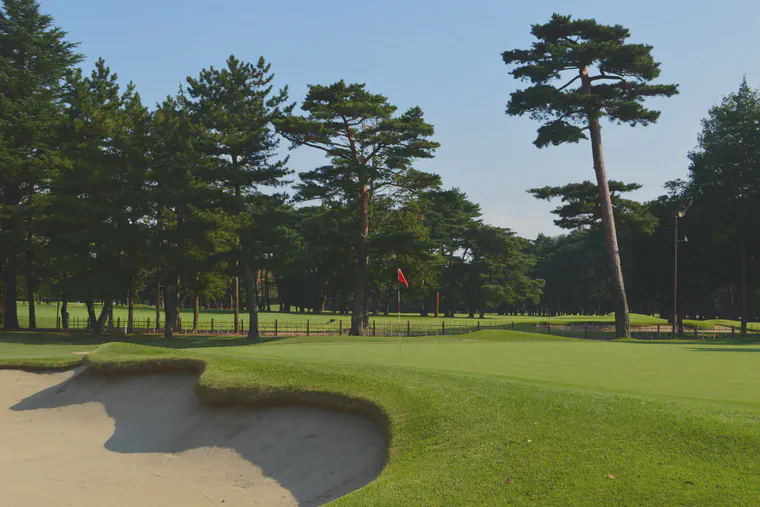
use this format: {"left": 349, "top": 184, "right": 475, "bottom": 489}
{"left": 523, "top": 78, "right": 760, "bottom": 335}
{"left": 0, "top": 0, "right": 543, "bottom": 337}
{"left": 1, "top": 3, "right": 756, "bottom": 337}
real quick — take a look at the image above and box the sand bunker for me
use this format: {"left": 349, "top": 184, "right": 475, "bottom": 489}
{"left": 0, "top": 369, "right": 385, "bottom": 506}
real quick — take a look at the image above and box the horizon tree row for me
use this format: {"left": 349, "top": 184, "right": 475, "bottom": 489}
{"left": 0, "top": 0, "right": 544, "bottom": 337}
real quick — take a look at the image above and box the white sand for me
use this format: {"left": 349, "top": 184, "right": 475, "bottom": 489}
{"left": 0, "top": 369, "right": 385, "bottom": 506}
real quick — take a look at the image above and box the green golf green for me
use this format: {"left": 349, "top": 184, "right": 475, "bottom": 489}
{"left": 194, "top": 333, "right": 760, "bottom": 407}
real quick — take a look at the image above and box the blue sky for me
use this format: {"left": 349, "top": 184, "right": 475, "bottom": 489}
{"left": 41, "top": 0, "right": 760, "bottom": 237}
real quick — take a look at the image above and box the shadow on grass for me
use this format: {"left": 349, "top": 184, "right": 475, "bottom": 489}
{"left": 686, "top": 347, "right": 760, "bottom": 353}
{"left": 614, "top": 337, "right": 760, "bottom": 346}
{"left": 0, "top": 331, "right": 265, "bottom": 349}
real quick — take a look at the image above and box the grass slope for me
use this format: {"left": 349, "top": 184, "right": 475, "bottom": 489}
{"left": 197, "top": 335, "right": 760, "bottom": 407}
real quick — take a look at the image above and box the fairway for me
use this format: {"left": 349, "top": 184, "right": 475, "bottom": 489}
{"left": 193, "top": 336, "right": 760, "bottom": 407}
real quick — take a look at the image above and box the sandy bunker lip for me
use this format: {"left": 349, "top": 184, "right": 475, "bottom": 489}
{"left": 0, "top": 369, "right": 386, "bottom": 507}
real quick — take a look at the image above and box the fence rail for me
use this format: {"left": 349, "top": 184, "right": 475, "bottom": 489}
{"left": 45, "top": 316, "right": 758, "bottom": 340}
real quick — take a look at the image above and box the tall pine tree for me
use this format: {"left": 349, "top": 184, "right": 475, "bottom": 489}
{"left": 0, "top": 0, "right": 80, "bottom": 329}
{"left": 502, "top": 14, "right": 678, "bottom": 337}
{"left": 277, "top": 81, "right": 440, "bottom": 335}
{"left": 185, "top": 55, "right": 290, "bottom": 338}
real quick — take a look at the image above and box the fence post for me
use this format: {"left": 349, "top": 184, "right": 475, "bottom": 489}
{"left": 732, "top": 325, "right": 735, "bottom": 337}
{"left": 442, "top": 321, "right": 445, "bottom": 336}
{"left": 211, "top": 319, "right": 214, "bottom": 333}
{"left": 407, "top": 320, "right": 411, "bottom": 336}
{"left": 695, "top": 326, "right": 698, "bottom": 339}
{"left": 584, "top": 322, "right": 588, "bottom": 340}
{"left": 307, "top": 319, "right": 310, "bottom": 337}
{"left": 339, "top": 320, "right": 342, "bottom": 336}
{"left": 477, "top": 321, "right": 481, "bottom": 332}
{"left": 547, "top": 323, "right": 551, "bottom": 335}
{"left": 274, "top": 319, "right": 278, "bottom": 336}
{"left": 372, "top": 320, "right": 376, "bottom": 336}
{"left": 117, "top": 317, "right": 121, "bottom": 331}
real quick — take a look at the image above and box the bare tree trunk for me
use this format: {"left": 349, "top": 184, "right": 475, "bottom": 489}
{"left": 245, "top": 263, "right": 259, "bottom": 339}
{"left": 86, "top": 299, "right": 112, "bottom": 336}
{"left": 27, "top": 283, "right": 35, "bottom": 328}
{"left": 741, "top": 237, "right": 748, "bottom": 337}
{"left": 155, "top": 281, "right": 161, "bottom": 331}
{"left": 163, "top": 280, "right": 180, "bottom": 339}
{"left": 350, "top": 184, "right": 369, "bottom": 335}
{"left": 233, "top": 275, "right": 240, "bottom": 332}
{"left": 582, "top": 68, "right": 630, "bottom": 338}
{"left": 264, "top": 269, "right": 271, "bottom": 311}
{"left": 193, "top": 294, "right": 200, "bottom": 332}
{"left": 3, "top": 252, "right": 19, "bottom": 330}
{"left": 61, "top": 297, "right": 68, "bottom": 329}
{"left": 107, "top": 304, "right": 114, "bottom": 331}
{"left": 127, "top": 286, "right": 134, "bottom": 334}
{"left": 26, "top": 239, "right": 36, "bottom": 329}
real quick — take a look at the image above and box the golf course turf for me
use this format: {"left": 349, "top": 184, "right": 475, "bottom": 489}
{"left": 2, "top": 331, "right": 760, "bottom": 505}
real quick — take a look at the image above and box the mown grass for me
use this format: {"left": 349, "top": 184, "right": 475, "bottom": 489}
{"left": 78, "top": 342, "right": 760, "bottom": 505}
{"left": 3, "top": 331, "right": 760, "bottom": 504}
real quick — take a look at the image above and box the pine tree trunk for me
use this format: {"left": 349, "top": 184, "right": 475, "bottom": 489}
{"left": 61, "top": 298, "right": 68, "bottom": 329}
{"left": 193, "top": 294, "right": 200, "bottom": 332}
{"left": 127, "top": 286, "right": 134, "bottom": 334}
{"left": 350, "top": 184, "right": 369, "bottom": 335}
{"left": 163, "top": 280, "right": 180, "bottom": 339}
{"left": 86, "top": 299, "right": 111, "bottom": 336}
{"left": 27, "top": 287, "right": 36, "bottom": 329}
{"left": 245, "top": 263, "right": 259, "bottom": 339}
{"left": 155, "top": 282, "right": 161, "bottom": 331}
{"left": 3, "top": 252, "right": 19, "bottom": 330}
{"left": 582, "top": 68, "right": 630, "bottom": 338}
{"left": 264, "top": 270, "right": 271, "bottom": 311}
{"left": 740, "top": 237, "right": 748, "bottom": 337}
{"left": 233, "top": 275, "right": 240, "bottom": 332}
{"left": 26, "top": 242, "right": 36, "bottom": 329}
{"left": 107, "top": 304, "right": 114, "bottom": 331}
{"left": 86, "top": 299, "right": 97, "bottom": 331}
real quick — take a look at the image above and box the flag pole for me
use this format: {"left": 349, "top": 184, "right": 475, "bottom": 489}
{"left": 398, "top": 288, "right": 401, "bottom": 343}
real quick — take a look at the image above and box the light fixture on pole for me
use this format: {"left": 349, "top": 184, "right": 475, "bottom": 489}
{"left": 672, "top": 200, "right": 692, "bottom": 339}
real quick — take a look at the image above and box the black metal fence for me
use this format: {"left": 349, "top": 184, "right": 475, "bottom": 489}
{"left": 54, "top": 315, "right": 757, "bottom": 339}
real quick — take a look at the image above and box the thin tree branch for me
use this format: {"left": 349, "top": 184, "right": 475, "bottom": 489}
{"left": 589, "top": 74, "right": 629, "bottom": 89}
{"left": 557, "top": 74, "right": 582, "bottom": 92}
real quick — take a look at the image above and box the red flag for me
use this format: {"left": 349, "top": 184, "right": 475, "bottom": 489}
{"left": 397, "top": 268, "right": 409, "bottom": 288}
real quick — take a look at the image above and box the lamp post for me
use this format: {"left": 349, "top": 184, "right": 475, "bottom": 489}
{"left": 672, "top": 201, "right": 692, "bottom": 339}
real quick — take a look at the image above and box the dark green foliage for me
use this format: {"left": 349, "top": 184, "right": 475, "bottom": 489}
{"left": 46, "top": 59, "right": 149, "bottom": 334}
{"left": 503, "top": 13, "right": 678, "bottom": 148}
{"left": 276, "top": 80, "right": 440, "bottom": 334}
{"left": 680, "top": 79, "right": 760, "bottom": 331}
{"left": 529, "top": 180, "right": 656, "bottom": 233}
{"left": 185, "top": 55, "right": 291, "bottom": 338}
{"left": 0, "top": 0, "right": 81, "bottom": 329}
{"left": 278, "top": 80, "right": 440, "bottom": 200}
